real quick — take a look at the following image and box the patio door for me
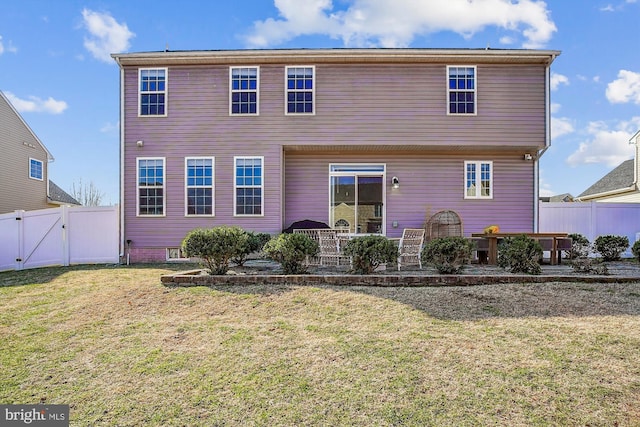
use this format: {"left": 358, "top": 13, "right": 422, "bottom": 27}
{"left": 329, "top": 164, "right": 385, "bottom": 234}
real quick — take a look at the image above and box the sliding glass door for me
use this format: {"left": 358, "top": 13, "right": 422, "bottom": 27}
{"left": 329, "top": 164, "right": 385, "bottom": 234}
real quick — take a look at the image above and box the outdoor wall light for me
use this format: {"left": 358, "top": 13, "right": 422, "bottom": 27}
{"left": 524, "top": 153, "right": 533, "bottom": 161}
{"left": 136, "top": 140, "right": 144, "bottom": 147}
{"left": 391, "top": 176, "right": 400, "bottom": 189}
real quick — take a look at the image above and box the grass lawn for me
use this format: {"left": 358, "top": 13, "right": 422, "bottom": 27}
{"left": 1, "top": 264, "right": 639, "bottom": 426}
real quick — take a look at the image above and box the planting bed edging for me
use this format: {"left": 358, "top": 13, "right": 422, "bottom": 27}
{"left": 161, "top": 270, "right": 640, "bottom": 287}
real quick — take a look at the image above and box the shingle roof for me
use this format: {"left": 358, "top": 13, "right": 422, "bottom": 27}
{"left": 578, "top": 159, "right": 635, "bottom": 198}
{"left": 48, "top": 180, "right": 80, "bottom": 205}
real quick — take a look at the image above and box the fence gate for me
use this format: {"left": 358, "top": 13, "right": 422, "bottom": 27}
{"left": 0, "top": 205, "right": 119, "bottom": 272}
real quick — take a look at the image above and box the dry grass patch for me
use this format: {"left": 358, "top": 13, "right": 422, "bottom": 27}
{"left": 1, "top": 264, "right": 639, "bottom": 426}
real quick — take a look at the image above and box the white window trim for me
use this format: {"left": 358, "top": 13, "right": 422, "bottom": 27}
{"left": 284, "top": 65, "right": 316, "bottom": 116}
{"left": 136, "top": 157, "right": 166, "bottom": 217}
{"left": 29, "top": 158, "right": 43, "bottom": 181}
{"left": 138, "top": 67, "right": 168, "bottom": 117}
{"left": 229, "top": 66, "right": 260, "bottom": 116}
{"left": 233, "top": 155, "right": 264, "bottom": 217}
{"left": 464, "top": 160, "right": 493, "bottom": 199}
{"left": 446, "top": 65, "right": 477, "bottom": 116}
{"left": 184, "top": 156, "right": 215, "bottom": 217}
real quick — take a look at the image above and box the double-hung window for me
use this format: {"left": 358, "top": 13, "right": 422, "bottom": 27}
{"left": 286, "top": 66, "right": 314, "bottom": 114}
{"left": 230, "top": 67, "right": 259, "bottom": 115}
{"left": 448, "top": 66, "right": 476, "bottom": 115}
{"left": 185, "top": 157, "right": 214, "bottom": 216}
{"left": 29, "top": 158, "right": 43, "bottom": 180}
{"left": 234, "top": 156, "right": 263, "bottom": 216}
{"left": 137, "top": 157, "right": 165, "bottom": 215}
{"left": 464, "top": 161, "right": 492, "bottom": 199}
{"left": 139, "top": 68, "right": 167, "bottom": 116}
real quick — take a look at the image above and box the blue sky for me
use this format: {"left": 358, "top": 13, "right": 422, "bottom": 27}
{"left": 1, "top": 0, "right": 639, "bottom": 205}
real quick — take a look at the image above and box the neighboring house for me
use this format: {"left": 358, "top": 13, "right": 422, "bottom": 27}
{"left": 112, "top": 48, "right": 560, "bottom": 262}
{"left": 0, "top": 91, "right": 79, "bottom": 214}
{"left": 576, "top": 130, "right": 640, "bottom": 202}
{"left": 539, "top": 193, "right": 574, "bottom": 203}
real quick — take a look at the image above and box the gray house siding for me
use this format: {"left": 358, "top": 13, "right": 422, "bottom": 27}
{"left": 115, "top": 49, "right": 556, "bottom": 262}
{"left": 0, "top": 92, "right": 51, "bottom": 214}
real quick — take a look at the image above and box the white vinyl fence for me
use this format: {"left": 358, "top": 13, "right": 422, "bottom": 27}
{"left": 0, "top": 205, "right": 119, "bottom": 272}
{"left": 539, "top": 202, "right": 640, "bottom": 257}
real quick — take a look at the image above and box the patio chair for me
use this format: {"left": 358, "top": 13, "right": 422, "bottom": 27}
{"left": 317, "top": 229, "right": 351, "bottom": 266}
{"left": 397, "top": 228, "right": 425, "bottom": 270}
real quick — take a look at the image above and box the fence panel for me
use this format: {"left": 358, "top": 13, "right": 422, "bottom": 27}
{"left": 20, "top": 208, "right": 65, "bottom": 270}
{"left": 0, "top": 212, "right": 19, "bottom": 271}
{"left": 68, "top": 207, "right": 119, "bottom": 264}
{"left": 0, "top": 205, "right": 119, "bottom": 272}
{"left": 539, "top": 202, "right": 640, "bottom": 256}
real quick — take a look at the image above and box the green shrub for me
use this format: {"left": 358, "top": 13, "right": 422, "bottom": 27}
{"left": 421, "top": 237, "right": 473, "bottom": 274}
{"left": 632, "top": 240, "right": 640, "bottom": 263}
{"left": 263, "top": 233, "right": 318, "bottom": 274}
{"left": 568, "top": 233, "right": 590, "bottom": 259}
{"left": 343, "top": 235, "right": 398, "bottom": 275}
{"left": 497, "top": 234, "right": 542, "bottom": 275}
{"left": 594, "top": 235, "right": 629, "bottom": 261}
{"left": 181, "top": 226, "right": 248, "bottom": 275}
{"left": 231, "top": 231, "right": 272, "bottom": 266}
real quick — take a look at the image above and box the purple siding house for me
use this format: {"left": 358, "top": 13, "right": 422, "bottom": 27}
{"left": 112, "top": 48, "right": 560, "bottom": 263}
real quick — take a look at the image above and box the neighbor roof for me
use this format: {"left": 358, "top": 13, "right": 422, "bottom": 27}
{"left": 578, "top": 159, "right": 635, "bottom": 198}
{"left": 48, "top": 180, "right": 80, "bottom": 206}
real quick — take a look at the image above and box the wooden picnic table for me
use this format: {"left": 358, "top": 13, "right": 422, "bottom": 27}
{"left": 470, "top": 232, "right": 569, "bottom": 265}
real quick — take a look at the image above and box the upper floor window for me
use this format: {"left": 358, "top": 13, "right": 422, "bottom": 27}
{"left": 185, "top": 157, "right": 214, "bottom": 216}
{"left": 448, "top": 66, "right": 476, "bottom": 115}
{"left": 29, "top": 158, "right": 43, "bottom": 181}
{"left": 137, "top": 157, "right": 165, "bottom": 215}
{"left": 234, "top": 156, "right": 263, "bottom": 216}
{"left": 139, "top": 68, "right": 167, "bottom": 116}
{"left": 286, "top": 66, "right": 314, "bottom": 114}
{"left": 464, "top": 161, "right": 492, "bottom": 199}
{"left": 230, "top": 67, "right": 259, "bottom": 115}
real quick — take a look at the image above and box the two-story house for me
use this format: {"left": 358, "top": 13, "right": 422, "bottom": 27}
{"left": 112, "top": 48, "right": 560, "bottom": 263}
{"left": 0, "top": 91, "right": 79, "bottom": 214}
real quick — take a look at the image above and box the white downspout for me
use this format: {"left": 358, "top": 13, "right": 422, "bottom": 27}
{"left": 535, "top": 59, "right": 553, "bottom": 232}
{"left": 115, "top": 57, "right": 126, "bottom": 262}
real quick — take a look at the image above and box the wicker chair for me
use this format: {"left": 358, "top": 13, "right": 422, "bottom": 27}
{"left": 424, "top": 210, "right": 463, "bottom": 240}
{"left": 397, "top": 228, "right": 426, "bottom": 270}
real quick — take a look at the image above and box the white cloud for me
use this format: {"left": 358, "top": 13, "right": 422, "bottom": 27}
{"left": 551, "top": 116, "right": 574, "bottom": 139}
{"left": 606, "top": 70, "right": 640, "bottom": 104}
{"left": 245, "top": 0, "right": 556, "bottom": 49}
{"left": 550, "top": 72, "right": 569, "bottom": 91}
{"left": 566, "top": 118, "right": 640, "bottom": 167}
{"left": 0, "top": 35, "right": 18, "bottom": 55}
{"left": 81, "top": 9, "right": 135, "bottom": 63}
{"left": 4, "top": 92, "right": 68, "bottom": 114}
{"left": 100, "top": 121, "right": 119, "bottom": 133}
{"left": 600, "top": 4, "right": 615, "bottom": 11}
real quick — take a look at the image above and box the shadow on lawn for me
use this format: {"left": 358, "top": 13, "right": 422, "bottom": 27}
{"left": 186, "top": 278, "right": 640, "bottom": 321}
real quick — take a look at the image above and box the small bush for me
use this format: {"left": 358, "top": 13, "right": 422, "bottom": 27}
{"left": 263, "top": 233, "right": 318, "bottom": 274}
{"left": 632, "top": 240, "right": 640, "bottom": 263}
{"left": 343, "top": 235, "right": 398, "bottom": 275}
{"left": 568, "top": 233, "right": 590, "bottom": 259}
{"left": 497, "top": 234, "right": 542, "bottom": 275}
{"left": 594, "top": 235, "right": 629, "bottom": 261}
{"left": 231, "top": 231, "right": 272, "bottom": 266}
{"left": 421, "top": 237, "right": 473, "bottom": 274}
{"left": 182, "top": 226, "right": 248, "bottom": 275}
